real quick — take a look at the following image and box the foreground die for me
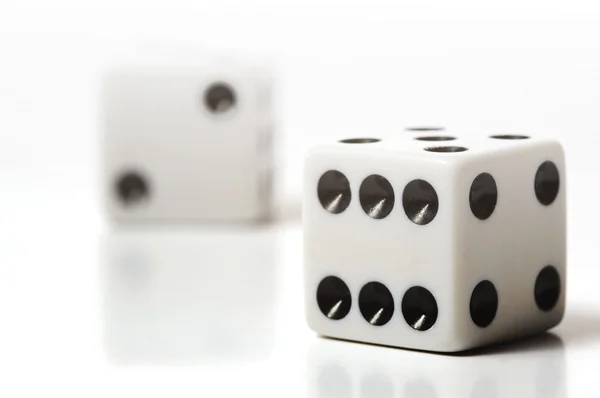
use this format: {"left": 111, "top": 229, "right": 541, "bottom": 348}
{"left": 303, "top": 133, "right": 566, "bottom": 352}
{"left": 102, "top": 58, "right": 274, "bottom": 222}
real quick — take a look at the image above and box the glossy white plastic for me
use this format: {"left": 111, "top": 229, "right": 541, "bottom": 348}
{"left": 304, "top": 132, "right": 566, "bottom": 352}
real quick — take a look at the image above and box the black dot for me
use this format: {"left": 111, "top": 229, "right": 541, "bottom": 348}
{"left": 405, "top": 127, "right": 445, "bottom": 132}
{"left": 490, "top": 135, "right": 530, "bottom": 140}
{"left": 115, "top": 171, "right": 150, "bottom": 206}
{"left": 359, "top": 175, "right": 395, "bottom": 219}
{"left": 470, "top": 280, "right": 498, "bottom": 328}
{"left": 534, "top": 266, "right": 561, "bottom": 312}
{"left": 415, "top": 136, "right": 456, "bottom": 141}
{"left": 534, "top": 161, "right": 560, "bottom": 206}
{"left": 339, "top": 138, "right": 380, "bottom": 144}
{"left": 401, "top": 286, "right": 438, "bottom": 331}
{"left": 359, "top": 282, "right": 394, "bottom": 326}
{"left": 317, "top": 170, "right": 351, "bottom": 214}
{"left": 424, "top": 146, "right": 468, "bottom": 153}
{"left": 316, "top": 276, "right": 352, "bottom": 320}
{"left": 469, "top": 173, "right": 498, "bottom": 220}
{"left": 402, "top": 179, "right": 438, "bottom": 225}
{"left": 204, "top": 82, "right": 236, "bottom": 114}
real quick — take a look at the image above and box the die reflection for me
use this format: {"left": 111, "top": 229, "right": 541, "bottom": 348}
{"left": 101, "top": 227, "right": 278, "bottom": 364}
{"left": 308, "top": 334, "right": 565, "bottom": 398}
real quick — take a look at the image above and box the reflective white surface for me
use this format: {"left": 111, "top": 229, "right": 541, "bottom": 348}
{"left": 308, "top": 334, "right": 565, "bottom": 398}
{"left": 102, "top": 228, "right": 278, "bottom": 364}
{"left": 1, "top": 213, "right": 599, "bottom": 397}
{"left": 98, "top": 221, "right": 600, "bottom": 397}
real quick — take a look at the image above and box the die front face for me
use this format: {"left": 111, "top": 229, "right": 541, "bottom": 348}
{"left": 304, "top": 139, "right": 464, "bottom": 352}
{"left": 304, "top": 133, "right": 566, "bottom": 352}
{"left": 103, "top": 63, "right": 273, "bottom": 222}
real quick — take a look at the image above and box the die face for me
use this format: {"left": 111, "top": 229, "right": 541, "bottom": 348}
{"left": 304, "top": 142, "right": 465, "bottom": 352}
{"left": 452, "top": 138, "right": 566, "bottom": 349}
{"left": 103, "top": 64, "right": 273, "bottom": 222}
{"left": 304, "top": 134, "right": 566, "bottom": 352}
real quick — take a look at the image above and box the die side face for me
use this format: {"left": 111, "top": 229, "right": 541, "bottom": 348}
{"left": 103, "top": 65, "right": 273, "bottom": 222}
{"left": 453, "top": 139, "right": 566, "bottom": 349}
{"left": 304, "top": 134, "right": 566, "bottom": 352}
{"left": 304, "top": 141, "right": 463, "bottom": 352}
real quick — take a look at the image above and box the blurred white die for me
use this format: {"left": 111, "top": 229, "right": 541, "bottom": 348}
{"left": 102, "top": 58, "right": 274, "bottom": 222}
{"left": 304, "top": 132, "right": 566, "bottom": 352}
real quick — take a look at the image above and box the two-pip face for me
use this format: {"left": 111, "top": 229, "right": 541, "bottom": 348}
{"left": 103, "top": 64, "right": 273, "bottom": 223}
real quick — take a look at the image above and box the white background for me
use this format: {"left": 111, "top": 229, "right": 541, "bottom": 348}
{"left": 1, "top": 1, "right": 600, "bottom": 397}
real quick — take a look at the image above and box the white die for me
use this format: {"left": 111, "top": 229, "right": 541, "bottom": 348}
{"left": 102, "top": 58, "right": 274, "bottom": 223}
{"left": 303, "top": 132, "right": 566, "bottom": 352}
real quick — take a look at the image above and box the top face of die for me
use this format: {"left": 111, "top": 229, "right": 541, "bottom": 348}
{"left": 307, "top": 131, "right": 557, "bottom": 165}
